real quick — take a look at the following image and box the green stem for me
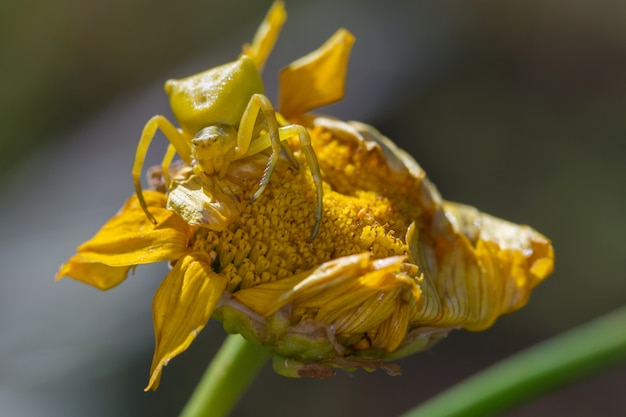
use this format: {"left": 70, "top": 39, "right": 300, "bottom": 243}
{"left": 178, "top": 334, "right": 270, "bottom": 417}
{"left": 400, "top": 305, "right": 626, "bottom": 417}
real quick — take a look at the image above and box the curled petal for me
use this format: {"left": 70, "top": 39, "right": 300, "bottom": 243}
{"left": 146, "top": 252, "right": 228, "bottom": 391}
{"left": 369, "top": 300, "right": 410, "bottom": 351}
{"left": 233, "top": 253, "right": 422, "bottom": 353}
{"left": 412, "top": 202, "right": 555, "bottom": 331}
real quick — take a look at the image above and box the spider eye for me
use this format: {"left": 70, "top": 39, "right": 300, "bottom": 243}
{"left": 192, "top": 125, "right": 236, "bottom": 148}
{"left": 192, "top": 127, "right": 219, "bottom": 149}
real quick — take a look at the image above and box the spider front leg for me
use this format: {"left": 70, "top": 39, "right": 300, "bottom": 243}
{"left": 159, "top": 143, "right": 178, "bottom": 190}
{"left": 132, "top": 115, "right": 192, "bottom": 224}
{"left": 234, "top": 93, "right": 282, "bottom": 198}
{"left": 276, "top": 124, "right": 324, "bottom": 241}
{"left": 236, "top": 94, "right": 301, "bottom": 200}
{"left": 235, "top": 94, "right": 323, "bottom": 240}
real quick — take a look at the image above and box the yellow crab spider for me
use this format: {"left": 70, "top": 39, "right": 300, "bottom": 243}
{"left": 131, "top": 55, "right": 324, "bottom": 239}
{"left": 131, "top": 1, "right": 354, "bottom": 241}
{"left": 131, "top": 4, "right": 325, "bottom": 240}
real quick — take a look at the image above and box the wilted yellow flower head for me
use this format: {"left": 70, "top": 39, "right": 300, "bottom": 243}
{"left": 56, "top": 1, "right": 554, "bottom": 390}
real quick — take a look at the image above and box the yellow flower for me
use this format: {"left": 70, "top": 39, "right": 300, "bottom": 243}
{"left": 56, "top": 1, "right": 554, "bottom": 390}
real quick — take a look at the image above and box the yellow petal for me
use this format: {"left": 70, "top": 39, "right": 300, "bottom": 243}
{"left": 55, "top": 254, "right": 132, "bottom": 290}
{"left": 230, "top": 273, "right": 303, "bottom": 316}
{"left": 77, "top": 191, "right": 191, "bottom": 266}
{"left": 414, "top": 202, "right": 555, "bottom": 331}
{"left": 146, "top": 252, "right": 228, "bottom": 391}
{"left": 232, "top": 253, "right": 375, "bottom": 317}
{"left": 318, "top": 285, "right": 402, "bottom": 335}
{"left": 279, "top": 28, "right": 355, "bottom": 118}
{"left": 369, "top": 300, "right": 410, "bottom": 351}
{"left": 242, "top": 0, "right": 286, "bottom": 71}
{"left": 310, "top": 259, "right": 408, "bottom": 330}
{"left": 233, "top": 253, "right": 421, "bottom": 349}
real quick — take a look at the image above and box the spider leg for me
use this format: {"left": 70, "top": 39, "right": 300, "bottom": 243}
{"left": 235, "top": 94, "right": 281, "bottom": 203}
{"left": 132, "top": 115, "right": 192, "bottom": 224}
{"left": 160, "top": 144, "right": 177, "bottom": 188}
{"left": 281, "top": 141, "right": 300, "bottom": 169}
{"left": 235, "top": 94, "right": 323, "bottom": 240}
{"left": 276, "top": 124, "right": 324, "bottom": 241}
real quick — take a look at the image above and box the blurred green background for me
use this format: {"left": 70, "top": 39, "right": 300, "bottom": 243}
{"left": 1, "top": 1, "right": 625, "bottom": 416}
